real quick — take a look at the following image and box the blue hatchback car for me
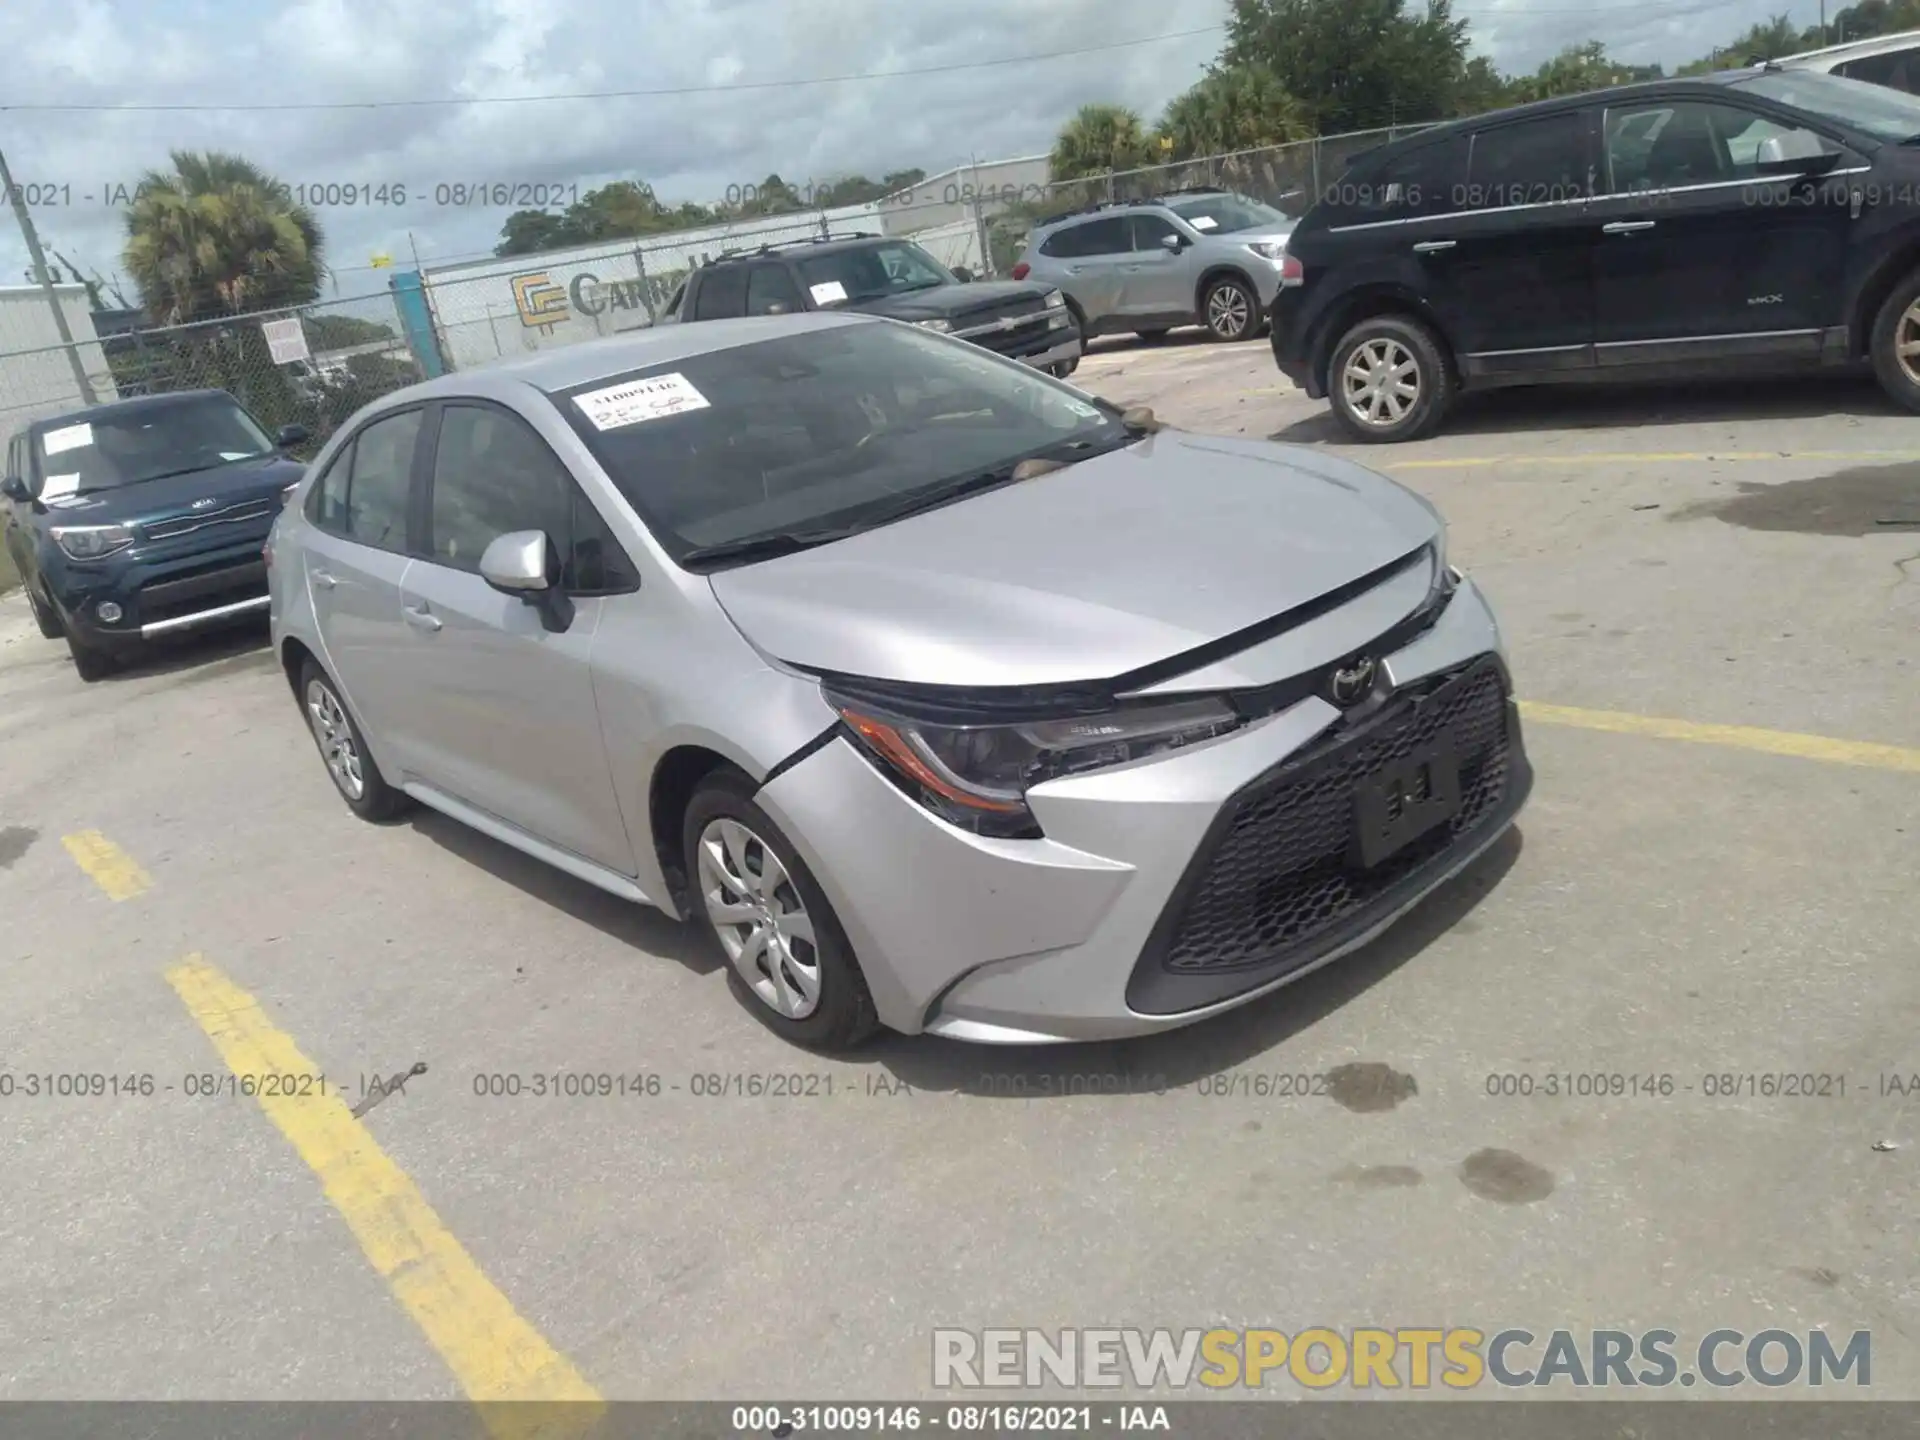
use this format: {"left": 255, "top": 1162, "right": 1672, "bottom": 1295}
{"left": 3, "top": 390, "right": 309, "bottom": 680}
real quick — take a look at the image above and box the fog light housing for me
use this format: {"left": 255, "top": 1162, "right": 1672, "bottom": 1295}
{"left": 96, "top": 600, "right": 124, "bottom": 624}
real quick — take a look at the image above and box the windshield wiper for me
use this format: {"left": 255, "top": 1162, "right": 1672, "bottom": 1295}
{"left": 678, "top": 527, "right": 861, "bottom": 568}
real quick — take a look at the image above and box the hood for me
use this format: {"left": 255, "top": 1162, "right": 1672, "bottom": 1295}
{"left": 707, "top": 432, "right": 1441, "bottom": 688}
{"left": 36, "top": 453, "right": 305, "bottom": 527}
{"left": 854, "top": 280, "right": 1053, "bottom": 322}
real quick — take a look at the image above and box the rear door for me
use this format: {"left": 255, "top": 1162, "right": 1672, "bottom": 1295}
{"left": 1589, "top": 97, "right": 1860, "bottom": 364}
{"left": 395, "top": 400, "right": 639, "bottom": 872}
{"left": 301, "top": 407, "right": 428, "bottom": 777}
{"left": 1041, "top": 216, "right": 1131, "bottom": 327}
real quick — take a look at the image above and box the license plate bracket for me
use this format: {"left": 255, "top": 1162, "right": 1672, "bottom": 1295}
{"left": 1351, "top": 732, "right": 1463, "bottom": 869}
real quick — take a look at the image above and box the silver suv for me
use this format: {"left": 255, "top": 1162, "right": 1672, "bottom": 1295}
{"left": 268, "top": 312, "right": 1528, "bottom": 1049}
{"left": 1013, "top": 189, "right": 1298, "bottom": 344}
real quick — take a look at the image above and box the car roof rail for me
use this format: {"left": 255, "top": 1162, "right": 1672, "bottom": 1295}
{"left": 1035, "top": 199, "right": 1129, "bottom": 227}
{"left": 705, "top": 230, "right": 883, "bottom": 264}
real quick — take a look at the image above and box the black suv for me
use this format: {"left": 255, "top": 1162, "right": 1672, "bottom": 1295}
{"left": 3, "top": 390, "right": 309, "bottom": 680}
{"left": 1272, "top": 67, "right": 1920, "bottom": 441}
{"left": 666, "top": 232, "right": 1084, "bottom": 376}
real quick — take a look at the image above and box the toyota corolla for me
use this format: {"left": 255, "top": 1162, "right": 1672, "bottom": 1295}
{"left": 267, "top": 312, "right": 1532, "bottom": 1048}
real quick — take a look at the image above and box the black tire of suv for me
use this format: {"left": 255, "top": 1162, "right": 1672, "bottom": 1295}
{"left": 1048, "top": 359, "right": 1080, "bottom": 379}
{"left": 1326, "top": 314, "right": 1455, "bottom": 444}
{"left": 1202, "top": 276, "right": 1258, "bottom": 342}
{"left": 682, "top": 768, "right": 880, "bottom": 1051}
{"left": 27, "top": 582, "right": 64, "bottom": 640}
{"left": 1869, "top": 270, "right": 1920, "bottom": 414}
{"left": 298, "top": 660, "right": 410, "bottom": 822}
{"left": 65, "top": 633, "right": 115, "bottom": 682}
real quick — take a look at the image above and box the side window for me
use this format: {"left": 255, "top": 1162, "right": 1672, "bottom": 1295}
{"left": 744, "top": 264, "right": 804, "bottom": 315}
{"left": 1466, "top": 113, "right": 1589, "bottom": 208}
{"left": 341, "top": 410, "right": 421, "bottom": 550}
{"left": 1070, "top": 217, "right": 1131, "bottom": 256}
{"left": 1352, "top": 138, "right": 1468, "bottom": 220}
{"left": 1838, "top": 48, "right": 1920, "bottom": 95}
{"left": 1038, "top": 226, "right": 1082, "bottom": 258}
{"left": 1604, "top": 102, "right": 1826, "bottom": 193}
{"left": 568, "top": 488, "right": 640, "bottom": 594}
{"left": 304, "top": 442, "right": 355, "bottom": 533}
{"left": 691, "top": 266, "right": 748, "bottom": 320}
{"left": 1129, "top": 213, "right": 1181, "bottom": 250}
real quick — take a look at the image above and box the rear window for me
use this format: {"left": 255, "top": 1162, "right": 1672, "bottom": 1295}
{"left": 1323, "top": 137, "right": 1467, "bottom": 222}
{"left": 1465, "top": 112, "right": 1590, "bottom": 208}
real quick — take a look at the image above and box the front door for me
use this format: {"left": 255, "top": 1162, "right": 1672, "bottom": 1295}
{"left": 396, "top": 401, "right": 637, "bottom": 873}
{"left": 1119, "top": 212, "right": 1194, "bottom": 319}
{"left": 1590, "top": 97, "right": 1859, "bottom": 365}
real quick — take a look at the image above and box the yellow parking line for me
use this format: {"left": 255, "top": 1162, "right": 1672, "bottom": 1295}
{"left": 1520, "top": 702, "right": 1920, "bottom": 774}
{"left": 166, "top": 957, "right": 603, "bottom": 1440}
{"left": 60, "top": 830, "right": 153, "bottom": 901}
{"left": 1386, "top": 449, "right": 1920, "bottom": 470}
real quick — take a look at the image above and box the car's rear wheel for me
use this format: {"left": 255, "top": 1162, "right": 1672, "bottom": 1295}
{"left": 1202, "top": 277, "right": 1257, "bottom": 341}
{"left": 1047, "top": 358, "right": 1079, "bottom": 379}
{"left": 1869, "top": 270, "right": 1920, "bottom": 413}
{"left": 1327, "top": 314, "right": 1454, "bottom": 444}
{"left": 683, "top": 769, "right": 879, "bottom": 1051}
{"left": 300, "top": 660, "right": 408, "bottom": 821}
{"left": 26, "top": 581, "right": 64, "bottom": 640}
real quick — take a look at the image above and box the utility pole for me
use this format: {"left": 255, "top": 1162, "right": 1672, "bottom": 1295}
{"left": 0, "top": 143, "right": 98, "bottom": 405}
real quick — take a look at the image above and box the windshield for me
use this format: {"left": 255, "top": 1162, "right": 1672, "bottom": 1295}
{"left": 795, "top": 242, "right": 954, "bottom": 306}
{"left": 554, "top": 320, "right": 1131, "bottom": 567}
{"left": 1733, "top": 68, "right": 1920, "bottom": 140}
{"left": 33, "top": 395, "right": 276, "bottom": 497}
{"left": 1165, "top": 193, "right": 1292, "bottom": 234}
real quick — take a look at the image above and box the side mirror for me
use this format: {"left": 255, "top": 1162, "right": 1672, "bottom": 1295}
{"left": 951, "top": 266, "right": 975, "bottom": 283}
{"left": 1159, "top": 233, "right": 1185, "bottom": 253}
{"left": 276, "top": 423, "right": 310, "bottom": 448}
{"left": 1755, "top": 134, "right": 1842, "bottom": 176}
{"left": 479, "top": 529, "right": 574, "bottom": 633}
{"left": 1, "top": 475, "right": 29, "bottom": 503}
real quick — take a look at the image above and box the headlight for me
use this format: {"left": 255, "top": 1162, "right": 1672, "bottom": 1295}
{"left": 1247, "top": 241, "right": 1289, "bottom": 261}
{"left": 915, "top": 319, "right": 953, "bottom": 333}
{"left": 1043, "top": 288, "right": 1067, "bottom": 310}
{"left": 49, "top": 522, "right": 134, "bottom": 560}
{"left": 825, "top": 688, "right": 1244, "bottom": 838}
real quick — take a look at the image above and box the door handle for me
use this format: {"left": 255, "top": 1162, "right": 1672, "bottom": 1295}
{"left": 1602, "top": 221, "right": 1657, "bottom": 234}
{"left": 402, "top": 603, "right": 442, "bottom": 633}
{"left": 1412, "top": 240, "right": 1456, "bottom": 253}
{"left": 310, "top": 567, "right": 337, "bottom": 590}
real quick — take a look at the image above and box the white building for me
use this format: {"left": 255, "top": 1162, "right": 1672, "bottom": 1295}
{"left": 0, "top": 284, "right": 119, "bottom": 434}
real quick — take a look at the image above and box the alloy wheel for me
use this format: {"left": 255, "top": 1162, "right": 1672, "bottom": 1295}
{"left": 696, "top": 816, "right": 821, "bottom": 1020}
{"left": 1341, "top": 338, "right": 1421, "bottom": 429}
{"left": 306, "top": 678, "right": 365, "bottom": 801}
{"left": 1208, "top": 283, "right": 1251, "bottom": 339}
{"left": 1897, "top": 298, "right": 1920, "bottom": 388}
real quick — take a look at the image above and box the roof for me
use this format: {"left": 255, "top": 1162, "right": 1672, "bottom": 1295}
{"left": 1776, "top": 28, "right": 1920, "bottom": 66}
{"left": 1033, "top": 188, "right": 1235, "bottom": 228}
{"left": 23, "top": 388, "right": 232, "bottom": 433}
{"left": 700, "top": 231, "right": 898, "bottom": 265}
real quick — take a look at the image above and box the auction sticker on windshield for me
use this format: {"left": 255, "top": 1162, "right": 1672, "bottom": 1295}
{"left": 1188, "top": 215, "right": 1219, "bottom": 231}
{"left": 42, "top": 423, "right": 92, "bottom": 456}
{"left": 809, "top": 281, "right": 849, "bottom": 305}
{"left": 573, "top": 373, "right": 711, "bottom": 430}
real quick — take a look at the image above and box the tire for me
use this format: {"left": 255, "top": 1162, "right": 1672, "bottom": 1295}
{"left": 1048, "top": 358, "right": 1080, "bottom": 379}
{"left": 26, "top": 582, "right": 63, "bottom": 640}
{"left": 1202, "top": 276, "right": 1258, "bottom": 342}
{"left": 683, "top": 769, "right": 880, "bottom": 1051}
{"left": 299, "top": 660, "right": 409, "bottom": 821}
{"left": 1326, "top": 313, "right": 1455, "bottom": 444}
{"left": 1869, "top": 269, "right": 1920, "bottom": 413}
{"left": 66, "top": 633, "right": 115, "bottom": 682}
{"left": 1134, "top": 328, "right": 1172, "bottom": 344}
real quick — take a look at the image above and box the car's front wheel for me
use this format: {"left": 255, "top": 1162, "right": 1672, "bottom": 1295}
{"left": 1202, "top": 276, "right": 1257, "bottom": 341}
{"left": 683, "top": 769, "right": 879, "bottom": 1050}
{"left": 300, "top": 660, "right": 409, "bottom": 821}
{"left": 26, "top": 581, "right": 64, "bottom": 640}
{"left": 1869, "top": 270, "right": 1920, "bottom": 413}
{"left": 1047, "top": 358, "right": 1079, "bottom": 379}
{"left": 1326, "top": 314, "right": 1454, "bottom": 443}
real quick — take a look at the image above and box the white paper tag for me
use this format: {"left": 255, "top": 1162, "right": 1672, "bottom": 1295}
{"left": 572, "top": 372, "right": 711, "bottom": 430}
{"left": 42, "top": 423, "right": 92, "bottom": 456}
{"left": 1065, "top": 400, "right": 1102, "bottom": 419}
{"left": 1188, "top": 215, "right": 1218, "bottom": 231}
{"left": 809, "top": 280, "right": 848, "bottom": 305}
{"left": 41, "top": 472, "right": 79, "bottom": 499}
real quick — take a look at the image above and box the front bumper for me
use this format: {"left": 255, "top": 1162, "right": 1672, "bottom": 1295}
{"left": 757, "top": 575, "right": 1529, "bottom": 1043}
{"left": 52, "top": 531, "right": 273, "bottom": 650}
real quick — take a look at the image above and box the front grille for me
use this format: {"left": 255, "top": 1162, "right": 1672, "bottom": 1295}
{"left": 961, "top": 297, "right": 1048, "bottom": 328}
{"left": 144, "top": 497, "right": 278, "bottom": 541}
{"left": 1158, "top": 656, "right": 1513, "bottom": 975}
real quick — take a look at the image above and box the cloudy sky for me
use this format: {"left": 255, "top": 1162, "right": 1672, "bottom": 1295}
{"left": 0, "top": 0, "right": 1837, "bottom": 306}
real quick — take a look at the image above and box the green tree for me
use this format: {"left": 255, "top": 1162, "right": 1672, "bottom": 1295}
{"left": 303, "top": 314, "right": 397, "bottom": 349}
{"left": 1224, "top": 0, "right": 1470, "bottom": 133}
{"left": 1452, "top": 55, "right": 1521, "bottom": 117}
{"left": 1509, "top": 41, "right": 1662, "bottom": 103}
{"left": 1157, "top": 63, "right": 1309, "bottom": 159}
{"left": 122, "top": 151, "right": 324, "bottom": 324}
{"left": 1050, "top": 104, "right": 1155, "bottom": 181}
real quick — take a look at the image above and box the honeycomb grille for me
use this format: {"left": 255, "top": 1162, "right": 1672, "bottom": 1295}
{"left": 1161, "top": 657, "right": 1512, "bottom": 974}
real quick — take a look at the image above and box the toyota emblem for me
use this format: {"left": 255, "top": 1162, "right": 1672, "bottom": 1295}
{"left": 1329, "top": 656, "right": 1377, "bottom": 706}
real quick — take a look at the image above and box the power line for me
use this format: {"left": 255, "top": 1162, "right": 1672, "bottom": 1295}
{"left": 0, "top": 25, "right": 1230, "bottom": 114}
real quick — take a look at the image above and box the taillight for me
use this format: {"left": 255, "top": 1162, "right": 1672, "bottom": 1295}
{"left": 1278, "top": 255, "right": 1304, "bottom": 288}
{"left": 1011, "top": 262, "right": 1030, "bottom": 280}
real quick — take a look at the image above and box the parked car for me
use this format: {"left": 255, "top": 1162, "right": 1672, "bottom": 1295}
{"left": 268, "top": 312, "right": 1530, "bottom": 1049}
{"left": 1013, "top": 189, "right": 1299, "bottom": 344}
{"left": 1776, "top": 29, "right": 1920, "bottom": 97}
{"left": 662, "top": 232, "right": 1083, "bottom": 377}
{"left": 3, "top": 390, "right": 310, "bottom": 679}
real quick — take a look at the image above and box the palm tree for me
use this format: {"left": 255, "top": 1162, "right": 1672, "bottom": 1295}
{"left": 122, "top": 151, "right": 325, "bottom": 325}
{"left": 1158, "top": 65, "right": 1309, "bottom": 161}
{"left": 1049, "top": 104, "right": 1155, "bottom": 183}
